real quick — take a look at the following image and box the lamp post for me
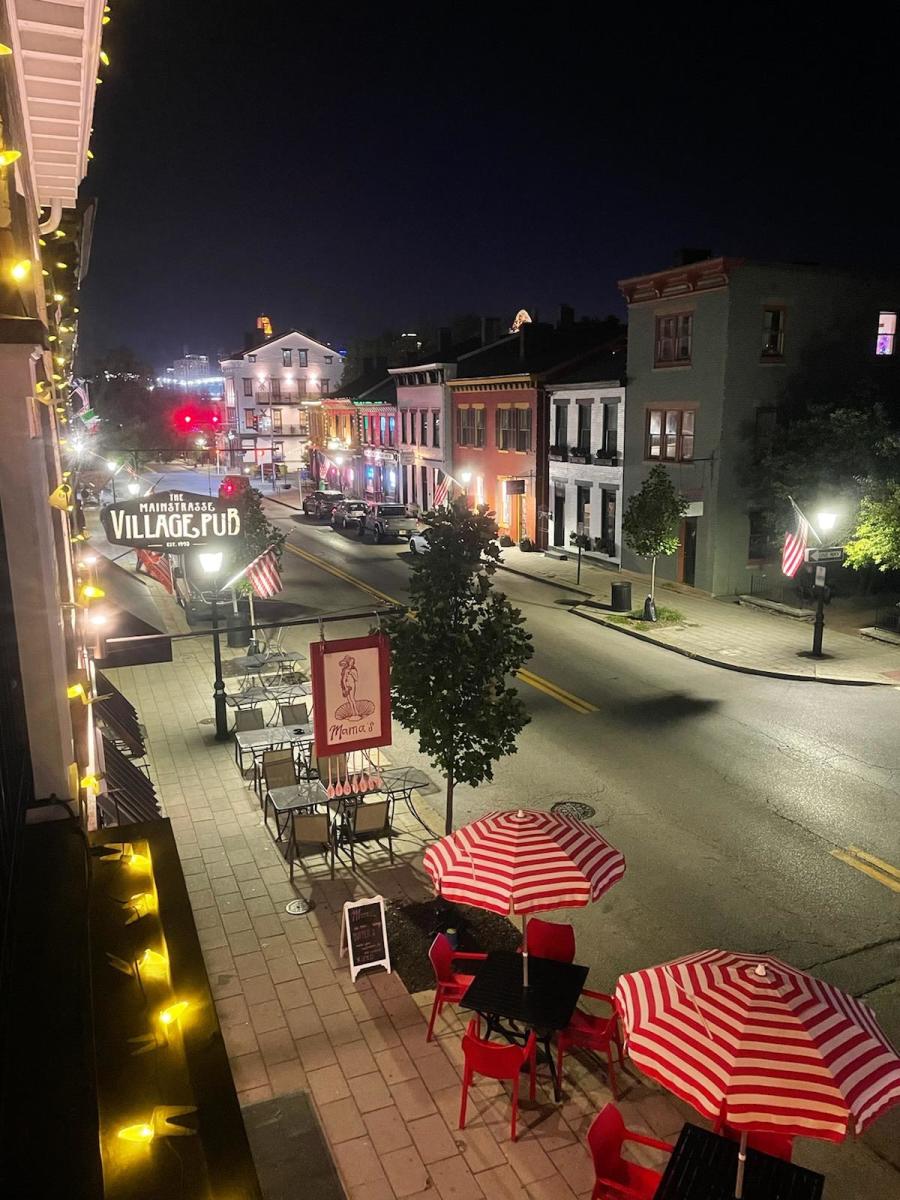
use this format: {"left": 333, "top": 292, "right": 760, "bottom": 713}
{"left": 106, "top": 460, "right": 119, "bottom": 503}
{"left": 199, "top": 550, "right": 229, "bottom": 740}
{"left": 811, "top": 510, "right": 837, "bottom": 659}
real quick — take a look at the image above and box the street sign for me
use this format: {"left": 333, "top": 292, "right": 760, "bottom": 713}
{"left": 805, "top": 546, "right": 844, "bottom": 565}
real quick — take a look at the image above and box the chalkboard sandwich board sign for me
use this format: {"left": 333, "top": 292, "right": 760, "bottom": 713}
{"left": 340, "top": 896, "right": 391, "bottom": 983}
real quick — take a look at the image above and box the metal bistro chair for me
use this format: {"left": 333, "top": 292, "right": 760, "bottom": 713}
{"left": 232, "top": 706, "right": 266, "bottom": 768}
{"left": 262, "top": 756, "right": 302, "bottom": 838}
{"left": 340, "top": 798, "right": 394, "bottom": 871}
{"left": 280, "top": 702, "right": 309, "bottom": 726}
{"left": 287, "top": 803, "right": 337, "bottom": 882}
{"left": 254, "top": 746, "right": 294, "bottom": 801}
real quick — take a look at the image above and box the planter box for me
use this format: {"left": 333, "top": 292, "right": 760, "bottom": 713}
{"left": 549, "top": 448, "right": 568, "bottom": 461}
{"left": 595, "top": 456, "right": 619, "bottom": 467}
{"left": 568, "top": 453, "right": 590, "bottom": 464}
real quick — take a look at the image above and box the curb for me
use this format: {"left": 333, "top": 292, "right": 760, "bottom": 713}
{"left": 497, "top": 561, "right": 594, "bottom": 598}
{"left": 569, "top": 605, "right": 891, "bottom": 687}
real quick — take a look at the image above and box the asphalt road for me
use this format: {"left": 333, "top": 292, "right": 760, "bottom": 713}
{"left": 151, "top": 467, "right": 900, "bottom": 1184}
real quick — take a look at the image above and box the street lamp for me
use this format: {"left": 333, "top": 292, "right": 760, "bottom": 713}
{"left": 811, "top": 510, "right": 839, "bottom": 658}
{"left": 198, "top": 549, "right": 228, "bottom": 740}
{"left": 127, "top": 481, "right": 141, "bottom": 497}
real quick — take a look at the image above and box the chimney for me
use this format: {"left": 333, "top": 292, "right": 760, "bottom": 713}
{"left": 480, "top": 316, "right": 501, "bottom": 345}
{"left": 558, "top": 303, "right": 575, "bottom": 329}
{"left": 674, "top": 247, "right": 712, "bottom": 267}
{"left": 438, "top": 326, "right": 452, "bottom": 356}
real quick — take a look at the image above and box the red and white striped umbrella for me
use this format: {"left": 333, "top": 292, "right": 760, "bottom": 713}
{"left": 423, "top": 809, "right": 625, "bottom": 983}
{"left": 615, "top": 949, "right": 900, "bottom": 1144}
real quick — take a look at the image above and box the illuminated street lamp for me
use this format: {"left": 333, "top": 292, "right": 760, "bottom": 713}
{"left": 127, "top": 481, "right": 141, "bottom": 496}
{"left": 198, "top": 549, "right": 228, "bottom": 740}
{"left": 810, "top": 509, "right": 840, "bottom": 658}
{"left": 816, "top": 510, "right": 837, "bottom": 533}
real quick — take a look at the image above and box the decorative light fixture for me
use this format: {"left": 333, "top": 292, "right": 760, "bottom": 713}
{"left": 79, "top": 772, "right": 102, "bottom": 790}
{"left": 136, "top": 948, "right": 168, "bottom": 979}
{"left": 117, "top": 1123, "right": 155, "bottom": 1144}
{"left": 67, "top": 682, "right": 86, "bottom": 700}
{"left": 52, "top": 292, "right": 64, "bottom": 302}
{"left": 816, "top": 511, "right": 837, "bottom": 533}
{"left": 11, "top": 260, "right": 31, "bottom": 281}
{"left": 99, "top": 49, "right": 110, "bottom": 66}
{"left": 159, "top": 1001, "right": 190, "bottom": 1027}
{"left": 0, "top": 149, "right": 22, "bottom": 168}
{"left": 79, "top": 583, "right": 105, "bottom": 601}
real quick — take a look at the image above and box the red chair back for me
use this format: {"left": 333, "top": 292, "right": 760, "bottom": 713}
{"left": 462, "top": 1019, "right": 533, "bottom": 1081}
{"left": 587, "top": 1103, "right": 626, "bottom": 1176}
{"left": 429, "top": 933, "right": 455, "bottom": 985}
{"left": 526, "top": 918, "right": 576, "bottom": 963}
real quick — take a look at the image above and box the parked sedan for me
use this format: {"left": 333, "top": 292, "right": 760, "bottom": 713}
{"left": 330, "top": 500, "right": 369, "bottom": 530}
{"left": 408, "top": 530, "right": 431, "bottom": 554}
{"left": 302, "top": 489, "right": 344, "bottom": 519}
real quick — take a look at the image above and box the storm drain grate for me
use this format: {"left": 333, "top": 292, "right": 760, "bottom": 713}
{"left": 551, "top": 801, "right": 596, "bottom": 820}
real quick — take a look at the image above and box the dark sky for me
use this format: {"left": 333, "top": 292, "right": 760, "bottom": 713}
{"left": 80, "top": 4, "right": 899, "bottom": 371}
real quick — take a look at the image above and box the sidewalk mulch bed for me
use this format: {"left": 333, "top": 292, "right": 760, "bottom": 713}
{"left": 386, "top": 898, "right": 521, "bottom": 993}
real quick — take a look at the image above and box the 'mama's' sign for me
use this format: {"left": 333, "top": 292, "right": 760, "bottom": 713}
{"left": 100, "top": 491, "right": 242, "bottom": 550}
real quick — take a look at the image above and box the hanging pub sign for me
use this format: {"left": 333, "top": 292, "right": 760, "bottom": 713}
{"left": 505, "top": 478, "right": 526, "bottom": 495}
{"left": 310, "top": 632, "right": 392, "bottom": 757}
{"left": 100, "top": 491, "right": 242, "bottom": 551}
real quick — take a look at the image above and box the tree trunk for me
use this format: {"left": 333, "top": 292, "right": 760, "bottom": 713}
{"left": 650, "top": 555, "right": 657, "bottom": 600}
{"left": 445, "top": 765, "right": 454, "bottom": 836}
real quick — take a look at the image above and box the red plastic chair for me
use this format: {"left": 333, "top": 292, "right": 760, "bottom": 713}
{"left": 426, "top": 934, "right": 486, "bottom": 1042}
{"left": 717, "top": 1121, "right": 794, "bottom": 1162}
{"left": 525, "top": 917, "right": 576, "bottom": 963}
{"left": 587, "top": 1103, "right": 673, "bottom": 1200}
{"left": 459, "top": 1018, "right": 537, "bottom": 1142}
{"left": 556, "top": 989, "right": 624, "bottom": 1097}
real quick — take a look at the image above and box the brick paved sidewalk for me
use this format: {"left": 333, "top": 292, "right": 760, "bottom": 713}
{"left": 498, "top": 548, "right": 900, "bottom": 685}
{"left": 104, "top": 601, "right": 900, "bottom": 1199}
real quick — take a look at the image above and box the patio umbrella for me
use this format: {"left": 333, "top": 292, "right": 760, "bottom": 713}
{"left": 615, "top": 949, "right": 900, "bottom": 1198}
{"left": 422, "top": 808, "right": 626, "bottom": 986}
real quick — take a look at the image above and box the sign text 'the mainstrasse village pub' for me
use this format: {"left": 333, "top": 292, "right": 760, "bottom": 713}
{"left": 100, "top": 491, "right": 242, "bottom": 551}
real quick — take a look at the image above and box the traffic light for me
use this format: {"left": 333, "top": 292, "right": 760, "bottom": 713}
{"left": 210, "top": 411, "right": 221, "bottom": 426}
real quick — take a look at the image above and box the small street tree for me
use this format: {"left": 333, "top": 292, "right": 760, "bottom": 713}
{"left": 382, "top": 502, "right": 533, "bottom": 834}
{"left": 622, "top": 465, "right": 687, "bottom": 603}
{"left": 844, "top": 481, "right": 900, "bottom": 573}
{"left": 230, "top": 485, "right": 285, "bottom": 589}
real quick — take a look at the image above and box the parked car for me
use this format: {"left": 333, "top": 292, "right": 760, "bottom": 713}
{"left": 330, "top": 500, "right": 369, "bottom": 531}
{"left": 302, "top": 489, "right": 344, "bottom": 519}
{"left": 360, "top": 503, "right": 418, "bottom": 543}
{"left": 408, "top": 530, "right": 431, "bottom": 554}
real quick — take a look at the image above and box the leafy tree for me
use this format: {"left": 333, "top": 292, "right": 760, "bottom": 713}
{"left": 382, "top": 502, "right": 533, "bottom": 834}
{"left": 622, "top": 465, "right": 687, "bottom": 600}
{"left": 230, "top": 486, "right": 285, "bottom": 592}
{"left": 845, "top": 481, "right": 900, "bottom": 573}
{"left": 88, "top": 347, "right": 169, "bottom": 462}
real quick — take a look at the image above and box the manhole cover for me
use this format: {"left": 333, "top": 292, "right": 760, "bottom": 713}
{"left": 551, "top": 801, "right": 596, "bottom": 820}
{"left": 198, "top": 717, "right": 215, "bottom": 726}
{"left": 285, "top": 898, "right": 315, "bottom": 916}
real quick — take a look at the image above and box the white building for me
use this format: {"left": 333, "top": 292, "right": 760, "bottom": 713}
{"left": 220, "top": 328, "right": 342, "bottom": 475}
{"left": 547, "top": 375, "right": 626, "bottom": 565}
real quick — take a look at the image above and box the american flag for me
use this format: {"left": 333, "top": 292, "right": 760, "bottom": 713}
{"left": 432, "top": 474, "right": 449, "bottom": 507}
{"left": 781, "top": 512, "right": 809, "bottom": 577}
{"left": 246, "top": 547, "right": 283, "bottom": 598}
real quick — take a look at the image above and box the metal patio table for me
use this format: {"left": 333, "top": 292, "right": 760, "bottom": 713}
{"left": 460, "top": 949, "right": 588, "bottom": 1102}
{"left": 233, "top": 722, "right": 314, "bottom": 773}
{"left": 264, "top": 776, "right": 329, "bottom": 840}
{"left": 374, "top": 766, "right": 434, "bottom": 831}
{"left": 225, "top": 681, "right": 312, "bottom": 724}
{"left": 230, "top": 650, "right": 306, "bottom": 681}
{"left": 654, "top": 1124, "right": 824, "bottom": 1199}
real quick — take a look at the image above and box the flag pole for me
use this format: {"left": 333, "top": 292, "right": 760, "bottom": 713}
{"left": 248, "top": 589, "right": 257, "bottom": 651}
{"left": 787, "top": 495, "right": 822, "bottom": 545}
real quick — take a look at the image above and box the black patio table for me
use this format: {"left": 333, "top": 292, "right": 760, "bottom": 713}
{"left": 460, "top": 949, "right": 588, "bottom": 1102}
{"left": 655, "top": 1124, "right": 825, "bottom": 1200}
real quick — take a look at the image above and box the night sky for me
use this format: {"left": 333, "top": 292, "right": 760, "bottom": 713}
{"left": 80, "top": 5, "right": 898, "bottom": 370}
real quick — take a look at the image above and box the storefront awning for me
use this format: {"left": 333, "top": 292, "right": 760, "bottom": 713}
{"left": 97, "top": 736, "right": 161, "bottom": 827}
{"left": 94, "top": 556, "right": 173, "bottom": 668}
{"left": 94, "top": 670, "right": 145, "bottom": 757}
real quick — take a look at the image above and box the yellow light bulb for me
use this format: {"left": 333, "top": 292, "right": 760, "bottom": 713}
{"left": 159, "top": 1001, "right": 190, "bottom": 1027}
{"left": 102, "top": 14, "right": 110, "bottom": 23}
{"left": 99, "top": 49, "right": 110, "bottom": 66}
{"left": 96, "top": 77, "right": 103, "bottom": 85}
{"left": 0, "top": 149, "right": 22, "bottom": 168}
{"left": 52, "top": 292, "right": 64, "bottom": 302}
{"left": 87, "top": 149, "right": 94, "bottom": 160}
{"left": 41, "top": 269, "right": 49, "bottom": 277}
{"left": 54, "top": 229, "right": 65, "bottom": 239}
{"left": 117, "top": 1123, "right": 154, "bottom": 1144}
{"left": 73, "top": 306, "right": 79, "bottom": 313}
{"left": 137, "top": 948, "right": 168, "bottom": 978}
{"left": 55, "top": 261, "right": 67, "bottom": 269}
{"left": 80, "top": 773, "right": 101, "bottom": 790}
{"left": 55, "top": 355, "right": 65, "bottom": 365}
{"left": 11, "top": 260, "right": 31, "bottom": 281}
{"left": 81, "top": 584, "right": 105, "bottom": 600}
{"left": 39, "top": 237, "right": 47, "bottom": 246}
{"left": 48, "top": 335, "right": 57, "bottom": 343}
{"left": 67, "top": 683, "right": 86, "bottom": 700}
{"left": 0, "top": 43, "right": 12, "bottom": 55}
{"left": 52, "top": 373, "right": 62, "bottom": 381}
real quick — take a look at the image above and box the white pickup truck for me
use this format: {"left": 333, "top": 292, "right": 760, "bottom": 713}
{"left": 360, "top": 503, "right": 418, "bottom": 543}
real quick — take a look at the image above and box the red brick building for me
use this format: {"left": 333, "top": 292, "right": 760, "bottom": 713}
{"left": 448, "top": 317, "right": 622, "bottom": 546}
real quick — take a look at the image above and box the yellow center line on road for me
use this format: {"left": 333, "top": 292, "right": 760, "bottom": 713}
{"left": 830, "top": 846, "right": 900, "bottom": 894}
{"left": 283, "top": 541, "right": 597, "bottom": 714}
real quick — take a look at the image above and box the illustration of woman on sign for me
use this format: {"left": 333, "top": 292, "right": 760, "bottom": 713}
{"left": 335, "top": 654, "right": 375, "bottom": 721}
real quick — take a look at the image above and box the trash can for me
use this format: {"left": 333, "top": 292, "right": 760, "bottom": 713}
{"left": 226, "top": 602, "right": 251, "bottom": 648}
{"left": 610, "top": 581, "right": 632, "bottom": 613}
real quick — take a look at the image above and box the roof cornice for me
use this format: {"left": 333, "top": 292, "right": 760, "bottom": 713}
{"left": 618, "top": 257, "right": 744, "bottom": 304}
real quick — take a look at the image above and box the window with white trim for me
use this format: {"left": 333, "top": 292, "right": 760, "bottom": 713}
{"left": 877, "top": 312, "right": 896, "bottom": 356}
{"left": 646, "top": 408, "right": 695, "bottom": 461}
